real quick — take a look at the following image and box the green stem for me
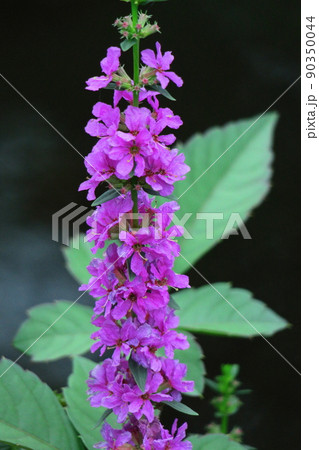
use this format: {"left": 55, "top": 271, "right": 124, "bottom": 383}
{"left": 130, "top": 0, "right": 140, "bottom": 227}
{"left": 131, "top": 0, "right": 140, "bottom": 107}
{"left": 221, "top": 413, "right": 228, "bottom": 434}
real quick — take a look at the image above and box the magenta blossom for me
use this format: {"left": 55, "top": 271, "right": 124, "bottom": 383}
{"left": 122, "top": 372, "right": 172, "bottom": 422}
{"left": 141, "top": 42, "right": 183, "bottom": 89}
{"left": 78, "top": 151, "right": 118, "bottom": 200}
{"left": 152, "top": 420, "right": 191, "bottom": 450}
{"left": 94, "top": 423, "right": 133, "bottom": 449}
{"left": 85, "top": 102, "right": 120, "bottom": 138}
{"left": 108, "top": 107, "right": 153, "bottom": 177}
{"left": 86, "top": 194, "right": 133, "bottom": 253}
{"left": 86, "top": 47, "right": 121, "bottom": 91}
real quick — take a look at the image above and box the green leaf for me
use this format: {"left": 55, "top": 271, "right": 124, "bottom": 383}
{"left": 148, "top": 84, "right": 176, "bottom": 100}
{"left": 0, "top": 358, "right": 82, "bottom": 450}
{"left": 64, "top": 357, "right": 120, "bottom": 450}
{"left": 62, "top": 234, "right": 105, "bottom": 284}
{"left": 174, "top": 113, "right": 278, "bottom": 274}
{"left": 158, "top": 332, "right": 205, "bottom": 397}
{"left": 13, "top": 301, "right": 94, "bottom": 361}
{"left": 188, "top": 434, "right": 246, "bottom": 450}
{"left": 176, "top": 332, "right": 205, "bottom": 397}
{"left": 175, "top": 283, "right": 288, "bottom": 337}
{"left": 162, "top": 400, "right": 198, "bottom": 416}
{"left": 129, "top": 356, "right": 148, "bottom": 393}
{"left": 92, "top": 189, "right": 121, "bottom": 206}
{"left": 120, "top": 38, "right": 137, "bottom": 51}
{"left": 168, "top": 295, "right": 180, "bottom": 310}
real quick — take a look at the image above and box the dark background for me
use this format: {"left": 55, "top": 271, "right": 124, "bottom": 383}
{"left": 0, "top": 0, "right": 300, "bottom": 449}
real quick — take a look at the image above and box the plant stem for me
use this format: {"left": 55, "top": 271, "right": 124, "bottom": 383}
{"left": 131, "top": 0, "right": 140, "bottom": 107}
{"left": 130, "top": 0, "right": 140, "bottom": 227}
{"left": 221, "top": 413, "right": 228, "bottom": 434}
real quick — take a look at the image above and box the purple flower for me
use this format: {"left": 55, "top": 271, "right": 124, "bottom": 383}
{"left": 94, "top": 423, "right": 133, "bottom": 449}
{"left": 122, "top": 372, "right": 172, "bottom": 422}
{"left": 86, "top": 194, "right": 133, "bottom": 252}
{"left": 91, "top": 317, "right": 153, "bottom": 363}
{"left": 147, "top": 96, "right": 183, "bottom": 130}
{"left": 145, "top": 149, "right": 190, "bottom": 196}
{"left": 152, "top": 420, "right": 192, "bottom": 450}
{"left": 161, "top": 359, "right": 194, "bottom": 394}
{"left": 108, "top": 106, "right": 153, "bottom": 177}
{"left": 149, "top": 263, "right": 190, "bottom": 290}
{"left": 86, "top": 47, "right": 121, "bottom": 91}
{"left": 112, "top": 278, "right": 169, "bottom": 322}
{"left": 85, "top": 102, "right": 120, "bottom": 138}
{"left": 118, "top": 228, "right": 160, "bottom": 275}
{"left": 141, "top": 42, "right": 183, "bottom": 89}
{"left": 78, "top": 151, "right": 118, "bottom": 200}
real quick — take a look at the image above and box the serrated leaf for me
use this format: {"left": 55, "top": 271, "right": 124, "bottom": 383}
{"left": 64, "top": 357, "right": 119, "bottom": 450}
{"left": 162, "top": 400, "right": 198, "bottom": 416}
{"left": 188, "top": 434, "right": 247, "bottom": 450}
{"left": 148, "top": 84, "right": 176, "bottom": 100}
{"left": 120, "top": 38, "right": 137, "bottom": 51}
{"left": 13, "top": 301, "right": 94, "bottom": 361}
{"left": 129, "top": 356, "right": 148, "bottom": 393}
{"left": 0, "top": 359, "right": 82, "bottom": 450}
{"left": 92, "top": 189, "right": 121, "bottom": 206}
{"left": 62, "top": 234, "right": 106, "bottom": 284}
{"left": 174, "top": 113, "right": 278, "bottom": 274}
{"left": 175, "top": 283, "right": 288, "bottom": 337}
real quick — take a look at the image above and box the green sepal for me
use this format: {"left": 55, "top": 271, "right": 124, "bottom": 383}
{"left": 162, "top": 400, "right": 198, "bottom": 416}
{"left": 92, "top": 189, "right": 121, "bottom": 206}
{"left": 120, "top": 38, "right": 138, "bottom": 52}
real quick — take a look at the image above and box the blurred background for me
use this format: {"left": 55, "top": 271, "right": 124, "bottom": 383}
{"left": 0, "top": 0, "right": 300, "bottom": 448}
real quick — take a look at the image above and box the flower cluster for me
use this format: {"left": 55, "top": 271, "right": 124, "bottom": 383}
{"left": 80, "top": 14, "right": 193, "bottom": 449}
{"left": 80, "top": 46, "right": 187, "bottom": 201}
{"left": 114, "top": 12, "right": 160, "bottom": 40}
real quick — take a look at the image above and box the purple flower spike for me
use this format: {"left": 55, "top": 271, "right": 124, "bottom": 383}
{"left": 82, "top": 24, "right": 193, "bottom": 448}
{"left": 141, "top": 42, "right": 183, "bottom": 89}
